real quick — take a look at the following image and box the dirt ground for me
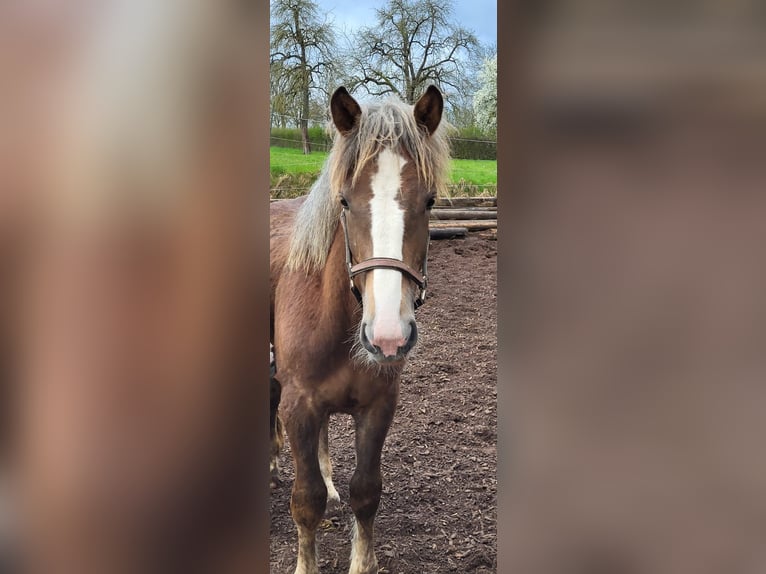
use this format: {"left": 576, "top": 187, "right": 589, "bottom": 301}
{"left": 269, "top": 231, "right": 497, "bottom": 574}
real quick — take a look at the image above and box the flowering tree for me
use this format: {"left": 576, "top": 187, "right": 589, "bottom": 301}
{"left": 473, "top": 53, "right": 497, "bottom": 136}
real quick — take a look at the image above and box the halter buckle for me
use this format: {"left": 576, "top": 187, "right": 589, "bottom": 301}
{"left": 415, "top": 276, "right": 428, "bottom": 309}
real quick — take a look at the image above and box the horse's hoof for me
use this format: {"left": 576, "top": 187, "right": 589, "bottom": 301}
{"left": 347, "top": 562, "right": 380, "bottom": 574}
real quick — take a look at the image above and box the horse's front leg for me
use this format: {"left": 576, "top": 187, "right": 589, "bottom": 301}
{"left": 349, "top": 395, "right": 396, "bottom": 574}
{"left": 283, "top": 392, "right": 327, "bottom": 574}
{"left": 319, "top": 415, "right": 340, "bottom": 506}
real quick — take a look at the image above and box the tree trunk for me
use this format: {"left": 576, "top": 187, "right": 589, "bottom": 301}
{"left": 299, "top": 78, "right": 311, "bottom": 153}
{"left": 293, "top": 7, "right": 311, "bottom": 155}
{"left": 300, "top": 119, "right": 310, "bottom": 155}
{"left": 300, "top": 78, "right": 310, "bottom": 154}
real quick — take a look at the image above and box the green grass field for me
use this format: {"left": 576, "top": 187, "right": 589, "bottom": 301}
{"left": 450, "top": 158, "right": 498, "bottom": 186}
{"left": 270, "top": 146, "right": 497, "bottom": 198}
{"left": 270, "top": 147, "right": 328, "bottom": 177}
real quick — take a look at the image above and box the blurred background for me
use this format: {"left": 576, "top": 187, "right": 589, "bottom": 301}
{"left": 0, "top": 1, "right": 269, "bottom": 573}
{"left": 501, "top": 1, "right": 766, "bottom": 573}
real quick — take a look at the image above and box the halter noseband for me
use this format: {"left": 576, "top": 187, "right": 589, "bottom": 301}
{"left": 340, "top": 208, "right": 428, "bottom": 309}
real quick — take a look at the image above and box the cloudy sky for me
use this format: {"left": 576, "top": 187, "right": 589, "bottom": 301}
{"left": 313, "top": 0, "right": 497, "bottom": 49}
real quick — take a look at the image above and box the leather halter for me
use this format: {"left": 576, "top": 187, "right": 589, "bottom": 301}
{"left": 340, "top": 208, "right": 428, "bottom": 309}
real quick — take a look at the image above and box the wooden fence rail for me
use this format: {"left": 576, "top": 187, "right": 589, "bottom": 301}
{"left": 270, "top": 197, "right": 498, "bottom": 239}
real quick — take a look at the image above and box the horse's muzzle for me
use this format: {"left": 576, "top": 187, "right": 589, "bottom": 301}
{"left": 361, "top": 320, "right": 418, "bottom": 362}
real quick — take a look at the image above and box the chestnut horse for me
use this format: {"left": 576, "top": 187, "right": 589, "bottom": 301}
{"left": 270, "top": 85, "right": 450, "bottom": 574}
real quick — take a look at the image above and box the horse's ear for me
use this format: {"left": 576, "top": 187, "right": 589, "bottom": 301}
{"left": 414, "top": 85, "right": 443, "bottom": 135}
{"left": 331, "top": 87, "right": 362, "bottom": 135}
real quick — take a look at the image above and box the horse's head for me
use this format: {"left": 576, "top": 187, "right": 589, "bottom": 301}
{"left": 329, "top": 85, "right": 447, "bottom": 364}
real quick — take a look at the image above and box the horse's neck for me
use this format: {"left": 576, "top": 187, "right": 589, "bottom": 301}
{"left": 317, "top": 222, "right": 359, "bottom": 331}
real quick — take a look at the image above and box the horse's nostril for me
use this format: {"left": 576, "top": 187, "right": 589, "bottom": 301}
{"left": 360, "top": 322, "right": 379, "bottom": 354}
{"left": 400, "top": 320, "right": 418, "bottom": 354}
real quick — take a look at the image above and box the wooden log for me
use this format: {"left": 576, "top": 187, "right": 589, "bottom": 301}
{"left": 434, "top": 196, "right": 497, "bottom": 208}
{"left": 436, "top": 205, "right": 497, "bottom": 211}
{"left": 429, "top": 219, "right": 497, "bottom": 231}
{"left": 430, "top": 209, "right": 497, "bottom": 220}
{"left": 429, "top": 227, "right": 468, "bottom": 239}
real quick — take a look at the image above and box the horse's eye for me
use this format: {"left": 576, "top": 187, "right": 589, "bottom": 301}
{"left": 340, "top": 196, "right": 349, "bottom": 209}
{"left": 426, "top": 196, "right": 435, "bottom": 210}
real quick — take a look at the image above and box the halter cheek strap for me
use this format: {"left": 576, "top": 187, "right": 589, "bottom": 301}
{"left": 340, "top": 209, "right": 429, "bottom": 309}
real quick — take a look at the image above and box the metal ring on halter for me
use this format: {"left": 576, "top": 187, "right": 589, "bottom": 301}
{"left": 340, "top": 208, "right": 429, "bottom": 308}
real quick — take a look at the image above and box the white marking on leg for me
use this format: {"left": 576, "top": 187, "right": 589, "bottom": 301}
{"left": 349, "top": 518, "right": 378, "bottom": 574}
{"left": 319, "top": 421, "right": 340, "bottom": 504}
{"left": 295, "top": 525, "right": 319, "bottom": 574}
{"left": 270, "top": 447, "right": 281, "bottom": 489}
{"left": 368, "top": 148, "right": 407, "bottom": 355}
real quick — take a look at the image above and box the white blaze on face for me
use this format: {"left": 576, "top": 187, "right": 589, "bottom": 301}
{"left": 367, "top": 148, "right": 408, "bottom": 356}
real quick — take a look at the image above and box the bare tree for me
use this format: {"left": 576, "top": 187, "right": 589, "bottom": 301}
{"left": 347, "top": 0, "right": 480, "bottom": 106}
{"left": 270, "top": 61, "right": 300, "bottom": 129}
{"left": 270, "top": 0, "right": 336, "bottom": 153}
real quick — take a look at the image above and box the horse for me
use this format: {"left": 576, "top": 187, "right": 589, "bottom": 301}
{"left": 270, "top": 84, "right": 451, "bottom": 574}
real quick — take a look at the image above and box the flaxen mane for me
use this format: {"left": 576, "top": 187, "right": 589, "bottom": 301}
{"left": 286, "top": 96, "right": 452, "bottom": 273}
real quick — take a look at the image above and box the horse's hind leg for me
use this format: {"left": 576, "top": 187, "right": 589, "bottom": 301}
{"left": 269, "top": 370, "right": 283, "bottom": 488}
{"left": 283, "top": 392, "right": 326, "bottom": 574}
{"left": 319, "top": 416, "right": 340, "bottom": 505}
{"left": 270, "top": 413, "right": 284, "bottom": 489}
{"left": 349, "top": 397, "right": 396, "bottom": 574}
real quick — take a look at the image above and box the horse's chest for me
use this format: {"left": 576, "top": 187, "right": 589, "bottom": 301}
{"left": 279, "top": 364, "right": 398, "bottom": 415}
{"left": 318, "top": 368, "right": 399, "bottom": 413}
